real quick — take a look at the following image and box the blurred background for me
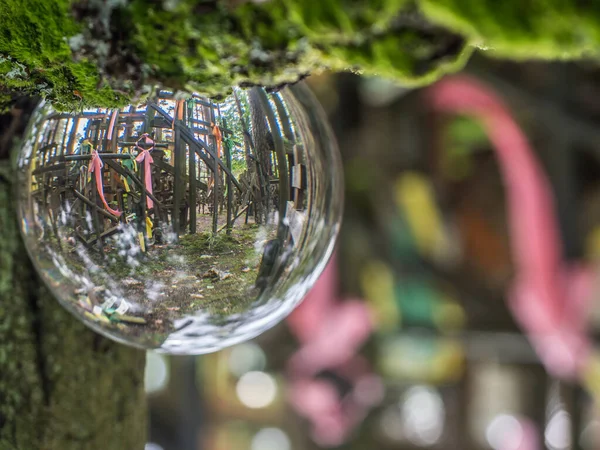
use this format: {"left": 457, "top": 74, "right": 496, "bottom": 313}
{"left": 143, "top": 53, "right": 600, "bottom": 450}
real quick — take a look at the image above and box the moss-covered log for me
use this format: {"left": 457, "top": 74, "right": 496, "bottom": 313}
{"left": 3, "top": 0, "right": 600, "bottom": 111}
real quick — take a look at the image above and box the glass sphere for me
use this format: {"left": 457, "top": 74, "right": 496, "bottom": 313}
{"left": 16, "top": 83, "right": 342, "bottom": 354}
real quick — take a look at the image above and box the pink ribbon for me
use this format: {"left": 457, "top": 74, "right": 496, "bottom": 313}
{"left": 88, "top": 151, "right": 122, "bottom": 217}
{"left": 426, "top": 76, "right": 593, "bottom": 379}
{"left": 135, "top": 134, "right": 155, "bottom": 209}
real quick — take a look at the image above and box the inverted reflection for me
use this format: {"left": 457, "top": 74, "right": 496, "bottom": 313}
{"left": 17, "top": 84, "right": 342, "bottom": 354}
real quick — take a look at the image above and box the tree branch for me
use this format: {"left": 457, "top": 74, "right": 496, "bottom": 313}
{"left": 1, "top": 0, "right": 473, "bottom": 109}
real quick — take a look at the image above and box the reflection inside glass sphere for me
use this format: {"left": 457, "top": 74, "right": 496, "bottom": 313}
{"left": 17, "top": 84, "right": 342, "bottom": 354}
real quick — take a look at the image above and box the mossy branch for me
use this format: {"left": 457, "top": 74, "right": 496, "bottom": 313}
{"left": 1, "top": 0, "right": 598, "bottom": 108}
{"left": 2, "top": 0, "right": 469, "bottom": 110}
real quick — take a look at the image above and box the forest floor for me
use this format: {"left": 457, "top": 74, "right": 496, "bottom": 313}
{"left": 41, "top": 211, "right": 277, "bottom": 348}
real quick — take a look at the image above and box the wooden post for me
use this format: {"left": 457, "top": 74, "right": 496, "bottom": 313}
{"left": 210, "top": 103, "right": 219, "bottom": 234}
{"left": 189, "top": 144, "right": 197, "bottom": 234}
{"left": 223, "top": 118, "right": 233, "bottom": 235}
{"left": 101, "top": 110, "right": 110, "bottom": 152}
{"left": 59, "top": 118, "right": 68, "bottom": 154}
{"left": 292, "top": 145, "right": 305, "bottom": 210}
{"left": 50, "top": 116, "right": 60, "bottom": 149}
{"left": 124, "top": 106, "right": 134, "bottom": 212}
{"left": 170, "top": 99, "right": 184, "bottom": 236}
{"left": 125, "top": 106, "right": 134, "bottom": 141}
{"left": 272, "top": 93, "right": 294, "bottom": 143}
{"left": 272, "top": 94, "right": 297, "bottom": 196}
{"left": 107, "top": 110, "right": 120, "bottom": 153}
{"left": 232, "top": 90, "right": 254, "bottom": 167}
{"left": 139, "top": 160, "right": 148, "bottom": 238}
{"left": 173, "top": 126, "right": 183, "bottom": 236}
{"left": 66, "top": 117, "right": 79, "bottom": 155}
{"left": 90, "top": 173, "right": 104, "bottom": 255}
{"left": 255, "top": 88, "right": 290, "bottom": 233}
{"left": 91, "top": 116, "right": 101, "bottom": 149}
{"left": 233, "top": 90, "right": 262, "bottom": 224}
{"left": 212, "top": 152, "right": 219, "bottom": 234}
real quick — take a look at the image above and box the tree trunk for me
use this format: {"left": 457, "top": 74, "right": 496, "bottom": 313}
{"left": 0, "top": 102, "right": 147, "bottom": 450}
{"left": 249, "top": 88, "right": 274, "bottom": 224}
{"left": 232, "top": 90, "right": 261, "bottom": 222}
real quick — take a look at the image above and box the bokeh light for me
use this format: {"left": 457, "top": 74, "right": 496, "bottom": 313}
{"left": 144, "top": 352, "right": 169, "bottom": 394}
{"left": 228, "top": 343, "right": 267, "bottom": 378}
{"left": 236, "top": 371, "right": 277, "bottom": 409}
{"left": 486, "top": 414, "right": 524, "bottom": 450}
{"left": 546, "top": 409, "right": 571, "bottom": 450}
{"left": 400, "top": 386, "right": 445, "bottom": 446}
{"left": 251, "top": 428, "right": 291, "bottom": 450}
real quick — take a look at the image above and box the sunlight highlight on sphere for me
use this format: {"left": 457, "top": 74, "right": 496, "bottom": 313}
{"left": 251, "top": 428, "right": 291, "bottom": 450}
{"left": 16, "top": 84, "right": 342, "bottom": 354}
{"left": 236, "top": 371, "right": 277, "bottom": 408}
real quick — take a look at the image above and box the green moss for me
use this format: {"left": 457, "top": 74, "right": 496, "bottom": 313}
{"left": 323, "top": 30, "right": 473, "bottom": 86}
{"left": 282, "top": 0, "right": 411, "bottom": 41}
{"left": 0, "top": 0, "right": 128, "bottom": 110}
{"left": 419, "top": 0, "right": 600, "bottom": 59}
{"left": 0, "top": 0, "right": 473, "bottom": 109}
{"left": 5, "top": 0, "right": 600, "bottom": 109}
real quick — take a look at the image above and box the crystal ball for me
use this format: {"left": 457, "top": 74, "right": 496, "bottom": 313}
{"left": 16, "top": 83, "right": 342, "bottom": 354}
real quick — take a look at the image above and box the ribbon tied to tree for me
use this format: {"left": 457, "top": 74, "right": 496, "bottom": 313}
{"left": 88, "top": 150, "right": 122, "bottom": 217}
{"left": 212, "top": 122, "right": 222, "bottom": 159}
{"left": 135, "top": 133, "right": 155, "bottom": 209}
{"left": 207, "top": 122, "right": 223, "bottom": 193}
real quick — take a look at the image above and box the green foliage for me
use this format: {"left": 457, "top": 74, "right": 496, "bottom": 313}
{"left": 282, "top": 0, "right": 410, "bottom": 41}
{"left": 231, "top": 158, "right": 247, "bottom": 175}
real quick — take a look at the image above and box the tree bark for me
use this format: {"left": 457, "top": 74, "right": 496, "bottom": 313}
{"left": 0, "top": 102, "right": 147, "bottom": 450}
